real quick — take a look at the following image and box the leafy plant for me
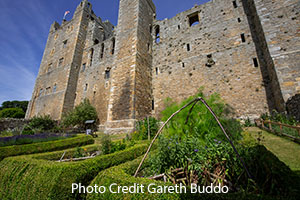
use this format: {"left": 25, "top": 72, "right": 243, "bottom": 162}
{"left": 0, "top": 100, "right": 28, "bottom": 112}
{"left": 261, "top": 110, "right": 298, "bottom": 125}
{"left": 62, "top": 99, "right": 98, "bottom": 129}
{"left": 160, "top": 89, "right": 242, "bottom": 142}
{"left": 0, "top": 108, "right": 25, "bottom": 118}
{"left": 134, "top": 117, "right": 159, "bottom": 140}
{"left": 22, "top": 115, "right": 57, "bottom": 134}
{"left": 100, "top": 135, "right": 112, "bottom": 155}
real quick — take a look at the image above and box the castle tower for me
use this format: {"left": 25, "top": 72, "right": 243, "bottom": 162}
{"left": 105, "top": 0, "right": 156, "bottom": 133}
{"left": 26, "top": 0, "right": 93, "bottom": 119}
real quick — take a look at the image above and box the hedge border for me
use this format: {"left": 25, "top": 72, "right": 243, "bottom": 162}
{"left": 0, "top": 142, "right": 149, "bottom": 200}
{"left": 0, "top": 134, "right": 94, "bottom": 160}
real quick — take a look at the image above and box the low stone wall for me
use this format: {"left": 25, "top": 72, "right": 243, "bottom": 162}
{"left": 0, "top": 118, "right": 30, "bottom": 133}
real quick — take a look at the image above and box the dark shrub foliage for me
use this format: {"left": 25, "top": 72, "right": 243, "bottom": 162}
{"left": 0, "top": 108, "right": 25, "bottom": 118}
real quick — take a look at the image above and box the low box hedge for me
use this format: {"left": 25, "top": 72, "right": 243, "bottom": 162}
{"left": 87, "top": 145, "right": 300, "bottom": 200}
{"left": 0, "top": 134, "right": 94, "bottom": 161}
{"left": 0, "top": 142, "right": 149, "bottom": 200}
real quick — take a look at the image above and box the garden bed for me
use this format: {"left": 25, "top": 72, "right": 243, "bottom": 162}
{"left": 0, "top": 133, "right": 76, "bottom": 147}
{"left": 0, "top": 142, "right": 149, "bottom": 200}
{"left": 87, "top": 144, "right": 300, "bottom": 200}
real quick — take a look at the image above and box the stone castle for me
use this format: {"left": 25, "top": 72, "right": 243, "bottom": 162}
{"left": 26, "top": 0, "right": 300, "bottom": 133}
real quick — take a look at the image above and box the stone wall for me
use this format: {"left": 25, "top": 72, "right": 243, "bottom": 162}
{"left": 151, "top": 0, "right": 269, "bottom": 120}
{"left": 0, "top": 119, "right": 30, "bottom": 133}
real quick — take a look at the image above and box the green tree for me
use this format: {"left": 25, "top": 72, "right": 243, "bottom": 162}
{"left": 0, "top": 101, "right": 29, "bottom": 112}
{"left": 0, "top": 108, "right": 25, "bottom": 118}
{"left": 62, "top": 99, "right": 98, "bottom": 129}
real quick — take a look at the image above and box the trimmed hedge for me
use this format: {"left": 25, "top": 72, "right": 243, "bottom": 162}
{"left": 87, "top": 145, "right": 300, "bottom": 200}
{"left": 0, "top": 143, "right": 149, "bottom": 200}
{"left": 0, "top": 134, "right": 94, "bottom": 161}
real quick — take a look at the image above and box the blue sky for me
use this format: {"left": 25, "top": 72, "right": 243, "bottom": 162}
{"left": 0, "top": 0, "right": 210, "bottom": 104}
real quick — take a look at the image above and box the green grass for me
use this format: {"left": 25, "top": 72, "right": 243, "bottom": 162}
{"left": 244, "top": 127, "right": 300, "bottom": 172}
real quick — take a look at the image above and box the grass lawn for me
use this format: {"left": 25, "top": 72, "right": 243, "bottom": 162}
{"left": 244, "top": 127, "right": 300, "bottom": 175}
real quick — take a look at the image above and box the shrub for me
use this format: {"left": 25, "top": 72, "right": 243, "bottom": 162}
{"left": 22, "top": 115, "right": 58, "bottom": 135}
{"left": 0, "top": 134, "right": 94, "bottom": 161}
{"left": 160, "top": 89, "right": 242, "bottom": 142}
{"left": 261, "top": 110, "right": 298, "bottom": 125}
{"left": 0, "top": 143, "right": 149, "bottom": 200}
{"left": 62, "top": 99, "right": 98, "bottom": 129}
{"left": 100, "top": 135, "right": 128, "bottom": 155}
{"left": 0, "top": 108, "right": 25, "bottom": 118}
{"left": 134, "top": 117, "right": 159, "bottom": 140}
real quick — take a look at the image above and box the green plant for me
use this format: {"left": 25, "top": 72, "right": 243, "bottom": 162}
{"left": 22, "top": 115, "right": 58, "bottom": 134}
{"left": 62, "top": 99, "right": 98, "bottom": 129}
{"left": 135, "top": 117, "right": 159, "bottom": 140}
{"left": 0, "top": 143, "right": 149, "bottom": 200}
{"left": 100, "top": 135, "right": 127, "bottom": 155}
{"left": 0, "top": 134, "right": 94, "bottom": 161}
{"left": 160, "top": 89, "right": 242, "bottom": 142}
{"left": 0, "top": 100, "right": 28, "bottom": 112}
{"left": 244, "top": 118, "right": 254, "bottom": 127}
{"left": 21, "top": 125, "right": 34, "bottom": 135}
{"left": 100, "top": 135, "right": 112, "bottom": 154}
{"left": 0, "top": 107, "right": 25, "bottom": 118}
{"left": 261, "top": 110, "right": 298, "bottom": 125}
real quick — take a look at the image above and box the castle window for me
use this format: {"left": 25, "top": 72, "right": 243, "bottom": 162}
{"left": 253, "top": 58, "right": 259, "bottom": 67}
{"left": 237, "top": 18, "right": 241, "bottom": 23}
{"left": 82, "top": 63, "right": 86, "bottom": 72}
{"left": 105, "top": 69, "right": 110, "bottom": 79}
{"left": 47, "top": 63, "right": 53, "bottom": 73}
{"left": 178, "top": 25, "right": 181, "bottom": 30}
{"left": 63, "top": 40, "right": 68, "bottom": 48}
{"left": 90, "top": 48, "right": 94, "bottom": 66}
{"left": 94, "top": 39, "right": 99, "bottom": 45}
{"left": 155, "top": 26, "right": 160, "bottom": 43}
{"left": 39, "top": 89, "right": 43, "bottom": 97}
{"left": 155, "top": 67, "right": 159, "bottom": 75}
{"left": 233, "top": 1, "right": 238, "bottom": 8}
{"left": 58, "top": 57, "right": 64, "bottom": 66}
{"left": 84, "top": 84, "right": 88, "bottom": 91}
{"left": 53, "top": 84, "right": 57, "bottom": 93}
{"left": 152, "top": 100, "right": 155, "bottom": 110}
{"left": 100, "top": 43, "right": 105, "bottom": 59}
{"left": 182, "top": 62, "right": 185, "bottom": 68}
{"left": 188, "top": 12, "right": 200, "bottom": 27}
{"left": 241, "top": 33, "right": 246, "bottom": 43}
{"left": 46, "top": 87, "right": 51, "bottom": 94}
{"left": 111, "top": 38, "right": 115, "bottom": 55}
{"left": 187, "top": 44, "right": 190, "bottom": 51}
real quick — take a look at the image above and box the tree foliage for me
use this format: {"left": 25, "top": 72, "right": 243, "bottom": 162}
{"left": 62, "top": 99, "right": 98, "bottom": 129}
{"left": 0, "top": 108, "right": 25, "bottom": 119}
{"left": 0, "top": 101, "right": 28, "bottom": 112}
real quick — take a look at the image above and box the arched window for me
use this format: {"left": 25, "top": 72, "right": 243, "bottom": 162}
{"left": 155, "top": 25, "right": 160, "bottom": 43}
{"left": 94, "top": 39, "right": 99, "bottom": 45}
{"left": 111, "top": 38, "right": 115, "bottom": 55}
{"left": 90, "top": 48, "right": 94, "bottom": 66}
{"left": 188, "top": 12, "right": 200, "bottom": 27}
{"left": 100, "top": 43, "right": 105, "bottom": 59}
